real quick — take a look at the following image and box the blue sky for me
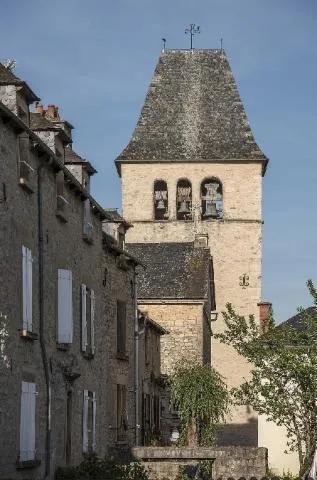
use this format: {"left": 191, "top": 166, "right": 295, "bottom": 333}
{"left": 1, "top": 0, "right": 317, "bottom": 322}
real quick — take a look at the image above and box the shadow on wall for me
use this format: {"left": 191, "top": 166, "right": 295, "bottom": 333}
{"left": 217, "top": 418, "right": 258, "bottom": 447}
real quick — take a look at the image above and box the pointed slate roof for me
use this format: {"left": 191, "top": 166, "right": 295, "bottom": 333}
{"left": 116, "top": 49, "right": 268, "bottom": 174}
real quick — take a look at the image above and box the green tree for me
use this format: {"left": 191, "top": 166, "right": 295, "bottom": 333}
{"left": 170, "top": 361, "right": 230, "bottom": 447}
{"left": 216, "top": 280, "right": 317, "bottom": 477}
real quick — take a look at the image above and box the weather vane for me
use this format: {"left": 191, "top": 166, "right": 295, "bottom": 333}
{"left": 185, "top": 24, "right": 200, "bottom": 50}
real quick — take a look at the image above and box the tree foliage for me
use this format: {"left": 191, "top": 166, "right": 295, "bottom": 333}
{"left": 215, "top": 280, "right": 317, "bottom": 476}
{"left": 170, "top": 361, "right": 230, "bottom": 446}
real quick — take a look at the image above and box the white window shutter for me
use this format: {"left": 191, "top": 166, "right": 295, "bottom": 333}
{"left": 90, "top": 290, "right": 95, "bottom": 354}
{"left": 22, "top": 246, "right": 33, "bottom": 331}
{"left": 58, "top": 269, "right": 73, "bottom": 343}
{"left": 83, "top": 390, "right": 89, "bottom": 452}
{"left": 81, "top": 284, "right": 87, "bottom": 352}
{"left": 92, "top": 392, "right": 96, "bottom": 451}
{"left": 20, "top": 382, "right": 36, "bottom": 461}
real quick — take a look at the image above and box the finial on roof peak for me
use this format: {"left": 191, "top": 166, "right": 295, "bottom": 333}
{"left": 184, "top": 23, "right": 200, "bottom": 50}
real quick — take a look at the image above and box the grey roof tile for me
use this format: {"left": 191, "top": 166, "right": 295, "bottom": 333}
{"left": 126, "top": 242, "right": 211, "bottom": 300}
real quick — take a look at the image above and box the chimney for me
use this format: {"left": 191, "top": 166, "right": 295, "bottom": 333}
{"left": 258, "top": 302, "right": 272, "bottom": 334}
{"left": 194, "top": 233, "right": 209, "bottom": 248}
{"left": 35, "top": 101, "right": 44, "bottom": 114}
{"left": 46, "top": 104, "right": 60, "bottom": 119}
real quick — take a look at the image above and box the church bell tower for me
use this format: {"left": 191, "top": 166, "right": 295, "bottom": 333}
{"left": 115, "top": 48, "right": 269, "bottom": 445}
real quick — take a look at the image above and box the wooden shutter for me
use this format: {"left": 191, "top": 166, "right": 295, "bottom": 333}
{"left": 20, "top": 381, "right": 36, "bottom": 461}
{"left": 90, "top": 290, "right": 95, "bottom": 354}
{"left": 83, "top": 390, "right": 89, "bottom": 452}
{"left": 22, "top": 246, "right": 33, "bottom": 331}
{"left": 81, "top": 284, "right": 87, "bottom": 352}
{"left": 58, "top": 269, "right": 73, "bottom": 343}
{"left": 92, "top": 392, "right": 96, "bottom": 451}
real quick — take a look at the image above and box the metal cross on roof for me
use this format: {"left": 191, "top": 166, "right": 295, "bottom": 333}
{"left": 185, "top": 24, "right": 200, "bottom": 50}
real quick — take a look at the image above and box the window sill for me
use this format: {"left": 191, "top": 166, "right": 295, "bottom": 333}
{"left": 56, "top": 342, "right": 71, "bottom": 351}
{"left": 116, "top": 353, "right": 129, "bottom": 362}
{"left": 19, "top": 178, "right": 34, "bottom": 194}
{"left": 19, "top": 329, "right": 38, "bottom": 341}
{"left": 83, "top": 233, "right": 94, "bottom": 245}
{"left": 83, "top": 351, "right": 94, "bottom": 360}
{"left": 16, "top": 459, "right": 41, "bottom": 469}
{"left": 56, "top": 209, "right": 69, "bottom": 223}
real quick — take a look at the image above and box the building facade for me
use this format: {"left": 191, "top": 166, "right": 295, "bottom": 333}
{"left": 116, "top": 49, "right": 269, "bottom": 446}
{"left": 0, "top": 64, "right": 139, "bottom": 479}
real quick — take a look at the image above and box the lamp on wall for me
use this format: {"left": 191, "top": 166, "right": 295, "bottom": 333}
{"left": 210, "top": 311, "right": 218, "bottom": 322}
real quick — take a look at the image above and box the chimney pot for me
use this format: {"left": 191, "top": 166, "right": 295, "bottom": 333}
{"left": 35, "top": 102, "right": 44, "bottom": 114}
{"left": 257, "top": 302, "right": 272, "bottom": 334}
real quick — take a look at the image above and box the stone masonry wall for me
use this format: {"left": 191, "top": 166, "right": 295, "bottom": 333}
{"left": 138, "top": 303, "right": 204, "bottom": 375}
{"left": 132, "top": 446, "right": 268, "bottom": 480}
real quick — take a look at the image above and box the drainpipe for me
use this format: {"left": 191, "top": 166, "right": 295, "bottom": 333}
{"left": 134, "top": 267, "right": 140, "bottom": 446}
{"left": 38, "top": 161, "right": 51, "bottom": 478}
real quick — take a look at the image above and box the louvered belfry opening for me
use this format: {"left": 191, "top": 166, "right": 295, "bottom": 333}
{"left": 154, "top": 179, "right": 168, "bottom": 220}
{"left": 176, "top": 178, "right": 192, "bottom": 220}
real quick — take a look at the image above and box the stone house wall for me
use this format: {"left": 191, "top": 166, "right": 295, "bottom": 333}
{"left": 138, "top": 302, "right": 207, "bottom": 375}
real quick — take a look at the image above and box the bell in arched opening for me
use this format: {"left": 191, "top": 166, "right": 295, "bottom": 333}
{"left": 154, "top": 180, "right": 168, "bottom": 220}
{"left": 176, "top": 179, "right": 192, "bottom": 220}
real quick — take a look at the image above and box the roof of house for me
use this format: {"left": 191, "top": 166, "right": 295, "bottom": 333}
{"left": 103, "top": 208, "right": 133, "bottom": 228}
{"left": 64, "top": 147, "right": 97, "bottom": 175}
{"left": 116, "top": 49, "right": 268, "bottom": 174}
{"left": 30, "top": 112, "right": 71, "bottom": 144}
{"left": 0, "top": 63, "right": 39, "bottom": 102}
{"left": 280, "top": 306, "right": 317, "bottom": 332}
{"left": 126, "top": 242, "right": 211, "bottom": 300}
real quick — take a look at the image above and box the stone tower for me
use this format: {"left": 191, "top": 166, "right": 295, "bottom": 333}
{"left": 116, "top": 49, "right": 269, "bottom": 445}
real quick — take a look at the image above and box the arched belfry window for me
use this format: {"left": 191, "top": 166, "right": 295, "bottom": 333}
{"left": 154, "top": 180, "right": 168, "bottom": 220}
{"left": 176, "top": 179, "right": 192, "bottom": 220}
{"left": 201, "top": 178, "right": 223, "bottom": 219}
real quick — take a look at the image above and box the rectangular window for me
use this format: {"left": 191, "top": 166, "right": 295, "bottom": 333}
{"left": 116, "top": 384, "right": 127, "bottom": 441}
{"left": 22, "top": 246, "right": 33, "bottom": 332}
{"left": 19, "top": 381, "right": 36, "bottom": 462}
{"left": 57, "top": 269, "right": 73, "bottom": 344}
{"left": 83, "top": 390, "right": 96, "bottom": 452}
{"left": 83, "top": 199, "right": 93, "bottom": 242}
{"left": 81, "top": 284, "right": 95, "bottom": 356}
{"left": 116, "top": 300, "right": 127, "bottom": 357}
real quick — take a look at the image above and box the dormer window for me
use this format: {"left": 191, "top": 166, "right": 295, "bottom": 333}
{"left": 154, "top": 180, "right": 168, "bottom": 220}
{"left": 176, "top": 179, "right": 192, "bottom": 220}
{"left": 201, "top": 177, "right": 223, "bottom": 219}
